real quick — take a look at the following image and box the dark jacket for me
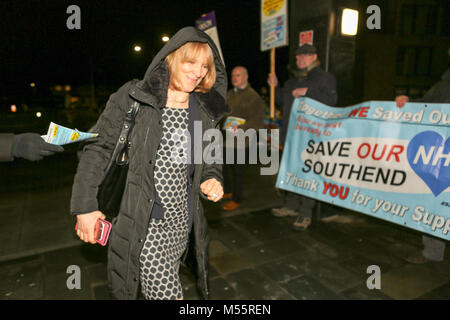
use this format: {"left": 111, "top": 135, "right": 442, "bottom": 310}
{"left": 70, "top": 27, "right": 229, "bottom": 300}
{"left": 226, "top": 84, "right": 265, "bottom": 132}
{"left": 275, "top": 66, "right": 337, "bottom": 145}
{"left": 0, "top": 133, "right": 14, "bottom": 162}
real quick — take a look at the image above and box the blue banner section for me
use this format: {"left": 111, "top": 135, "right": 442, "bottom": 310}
{"left": 276, "top": 97, "right": 450, "bottom": 241}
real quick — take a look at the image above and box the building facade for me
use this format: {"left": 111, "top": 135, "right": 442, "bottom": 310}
{"left": 288, "top": 0, "right": 449, "bottom": 106}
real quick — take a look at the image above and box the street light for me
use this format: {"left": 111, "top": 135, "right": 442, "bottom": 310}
{"left": 341, "top": 8, "right": 359, "bottom": 36}
{"left": 162, "top": 36, "right": 170, "bottom": 42}
{"left": 133, "top": 45, "right": 142, "bottom": 52}
{"left": 30, "top": 82, "right": 36, "bottom": 87}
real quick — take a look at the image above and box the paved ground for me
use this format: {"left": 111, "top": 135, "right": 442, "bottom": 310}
{"left": 1, "top": 153, "right": 449, "bottom": 300}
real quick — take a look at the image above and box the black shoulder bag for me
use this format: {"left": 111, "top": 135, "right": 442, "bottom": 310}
{"left": 97, "top": 101, "right": 140, "bottom": 218}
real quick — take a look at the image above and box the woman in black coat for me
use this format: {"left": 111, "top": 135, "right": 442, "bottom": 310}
{"left": 71, "top": 27, "right": 229, "bottom": 300}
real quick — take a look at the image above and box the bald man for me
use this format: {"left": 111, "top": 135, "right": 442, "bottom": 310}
{"left": 222, "top": 66, "right": 265, "bottom": 211}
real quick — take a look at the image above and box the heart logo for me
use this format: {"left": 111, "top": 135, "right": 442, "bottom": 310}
{"left": 407, "top": 131, "right": 450, "bottom": 196}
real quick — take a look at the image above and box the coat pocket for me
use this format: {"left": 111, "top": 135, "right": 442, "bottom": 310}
{"left": 120, "top": 181, "right": 141, "bottom": 219}
{"left": 108, "top": 268, "right": 126, "bottom": 299}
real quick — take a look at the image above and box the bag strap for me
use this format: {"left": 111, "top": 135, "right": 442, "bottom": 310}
{"left": 104, "top": 101, "right": 140, "bottom": 172}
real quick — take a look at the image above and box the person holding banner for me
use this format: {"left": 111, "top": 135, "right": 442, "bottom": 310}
{"left": 267, "top": 44, "right": 338, "bottom": 231}
{"left": 222, "top": 66, "right": 265, "bottom": 211}
{"left": 267, "top": 44, "right": 337, "bottom": 146}
{"left": 395, "top": 61, "right": 450, "bottom": 264}
{"left": 0, "top": 133, "right": 64, "bottom": 162}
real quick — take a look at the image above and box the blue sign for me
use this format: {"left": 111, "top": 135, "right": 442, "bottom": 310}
{"left": 276, "top": 97, "right": 450, "bottom": 241}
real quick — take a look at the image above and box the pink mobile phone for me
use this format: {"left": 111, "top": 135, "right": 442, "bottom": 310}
{"left": 75, "top": 219, "right": 112, "bottom": 246}
{"left": 95, "top": 219, "right": 112, "bottom": 246}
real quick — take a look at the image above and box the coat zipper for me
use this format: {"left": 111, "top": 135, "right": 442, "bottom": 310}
{"left": 147, "top": 108, "right": 163, "bottom": 224}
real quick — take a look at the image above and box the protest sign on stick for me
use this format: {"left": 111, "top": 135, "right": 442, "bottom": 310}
{"left": 260, "top": 0, "right": 288, "bottom": 118}
{"left": 196, "top": 11, "right": 225, "bottom": 66}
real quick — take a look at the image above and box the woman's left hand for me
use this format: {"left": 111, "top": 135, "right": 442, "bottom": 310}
{"left": 200, "top": 178, "right": 224, "bottom": 202}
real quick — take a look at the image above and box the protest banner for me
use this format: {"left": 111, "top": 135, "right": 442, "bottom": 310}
{"left": 276, "top": 97, "right": 450, "bottom": 241}
{"left": 195, "top": 11, "right": 225, "bottom": 66}
{"left": 260, "top": 0, "right": 288, "bottom": 119}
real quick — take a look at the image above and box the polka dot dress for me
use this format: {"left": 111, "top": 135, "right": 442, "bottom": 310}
{"left": 139, "top": 107, "right": 190, "bottom": 300}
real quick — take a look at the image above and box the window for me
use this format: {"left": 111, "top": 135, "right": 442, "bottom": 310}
{"left": 396, "top": 46, "right": 432, "bottom": 76}
{"left": 400, "top": 5, "right": 414, "bottom": 35}
{"left": 399, "top": 4, "right": 438, "bottom": 35}
{"left": 416, "top": 47, "right": 432, "bottom": 75}
{"left": 443, "top": 2, "right": 450, "bottom": 35}
{"left": 394, "top": 87, "right": 428, "bottom": 100}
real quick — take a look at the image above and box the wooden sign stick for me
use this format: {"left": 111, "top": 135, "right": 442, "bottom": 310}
{"left": 270, "top": 47, "right": 275, "bottom": 119}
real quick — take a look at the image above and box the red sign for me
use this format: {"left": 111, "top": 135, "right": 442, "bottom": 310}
{"left": 299, "top": 30, "right": 313, "bottom": 46}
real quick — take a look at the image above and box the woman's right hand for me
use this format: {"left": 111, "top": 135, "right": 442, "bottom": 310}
{"left": 76, "top": 210, "right": 106, "bottom": 244}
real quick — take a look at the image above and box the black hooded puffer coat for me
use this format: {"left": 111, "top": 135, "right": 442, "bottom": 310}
{"left": 70, "top": 27, "right": 230, "bottom": 300}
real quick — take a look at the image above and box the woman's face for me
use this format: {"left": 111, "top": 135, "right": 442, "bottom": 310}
{"left": 173, "top": 49, "right": 210, "bottom": 93}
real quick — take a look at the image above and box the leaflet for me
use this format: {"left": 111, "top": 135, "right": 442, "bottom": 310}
{"left": 223, "top": 116, "right": 246, "bottom": 131}
{"left": 43, "top": 122, "right": 98, "bottom": 145}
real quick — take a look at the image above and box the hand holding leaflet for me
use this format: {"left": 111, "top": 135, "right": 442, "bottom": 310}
{"left": 12, "top": 133, "right": 64, "bottom": 161}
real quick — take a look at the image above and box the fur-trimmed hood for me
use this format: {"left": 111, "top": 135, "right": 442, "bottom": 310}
{"left": 130, "top": 26, "right": 229, "bottom": 121}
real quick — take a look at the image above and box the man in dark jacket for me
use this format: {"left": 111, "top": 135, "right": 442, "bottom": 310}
{"left": 267, "top": 44, "right": 338, "bottom": 231}
{"left": 222, "top": 66, "right": 265, "bottom": 211}
{"left": 0, "top": 133, "right": 63, "bottom": 162}
{"left": 268, "top": 44, "right": 337, "bottom": 146}
{"left": 395, "top": 62, "right": 450, "bottom": 264}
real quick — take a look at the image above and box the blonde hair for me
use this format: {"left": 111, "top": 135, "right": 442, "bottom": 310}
{"left": 165, "top": 42, "right": 216, "bottom": 93}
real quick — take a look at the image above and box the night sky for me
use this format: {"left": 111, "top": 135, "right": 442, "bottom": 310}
{"left": 0, "top": 0, "right": 289, "bottom": 101}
